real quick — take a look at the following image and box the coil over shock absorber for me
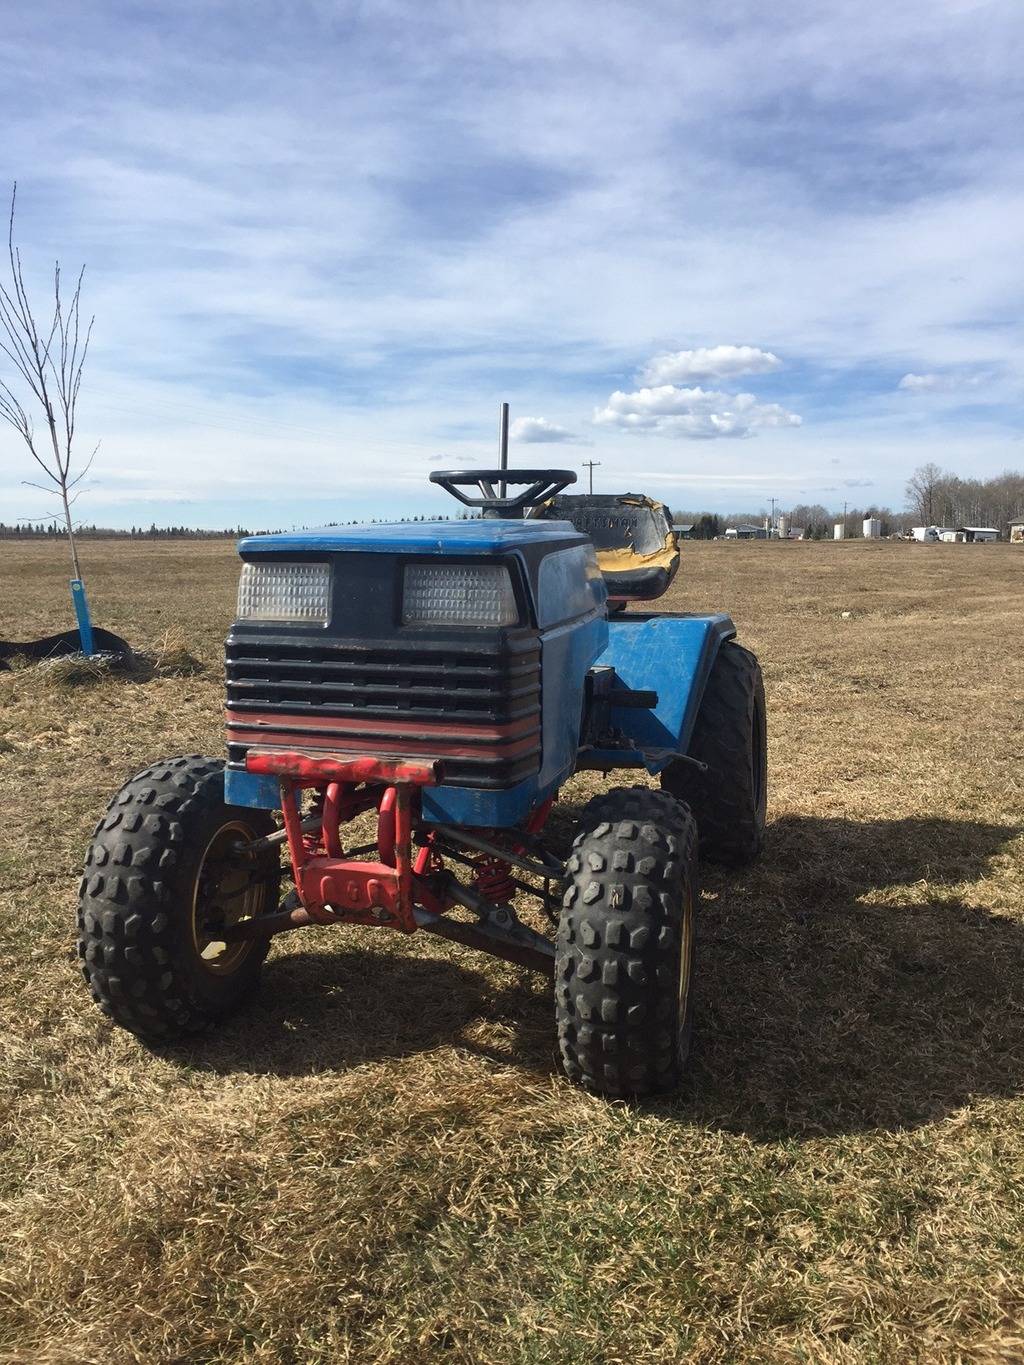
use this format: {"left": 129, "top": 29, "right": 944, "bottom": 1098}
{"left": 473, "top": 854, "right": 516, "bottom": 905}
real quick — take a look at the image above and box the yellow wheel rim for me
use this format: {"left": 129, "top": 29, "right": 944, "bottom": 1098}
{"left": 190, "top": 821, "right": 268, "bottom": 976}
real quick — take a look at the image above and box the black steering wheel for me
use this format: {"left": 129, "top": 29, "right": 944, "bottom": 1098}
{"left": 430, "top": 469, "right": 577, "bottom": 518}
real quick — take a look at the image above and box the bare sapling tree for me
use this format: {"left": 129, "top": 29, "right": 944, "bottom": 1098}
{"left": 0, "top": 183, "right": 96, "bottom": 582}
{"left": 905, "top": 461, "right": 944, "bottom": 528}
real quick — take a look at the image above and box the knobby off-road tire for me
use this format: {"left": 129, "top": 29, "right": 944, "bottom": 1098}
{"left": 556, "top": 786, "right": 699, "bottom": 1098}
{"left": 660, "top": 640, "right": 767, "bottom": 866}
{"left": 77, "top": 755, "right": 281, "bottom": 1044}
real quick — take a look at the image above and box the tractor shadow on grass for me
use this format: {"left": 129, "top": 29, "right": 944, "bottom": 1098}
{"left": 178, "top": 941, "right": 551, "bottom": 1081}
{"left": 670, "top": 813, "right": 1024, "bottom": 1140}
{"left": 179, "top": 812, "right": 1023, "bottom": 1140}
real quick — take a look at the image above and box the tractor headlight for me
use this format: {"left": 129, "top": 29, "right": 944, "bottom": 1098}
{"left": 236, "top": 561, "right": 332, "bottom": 622}
{"left": 401, "top": 563, "right": 519, "bottom": 626}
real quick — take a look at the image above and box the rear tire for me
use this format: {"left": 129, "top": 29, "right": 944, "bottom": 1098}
{"left": 555, "top": 787, "right": 698, "bottom": 1098}
{"left": 77, "top": 755, "right": 281, "bottom": 1044}
{"left": 661, "top": 640, "right": 767, "bottom": 866}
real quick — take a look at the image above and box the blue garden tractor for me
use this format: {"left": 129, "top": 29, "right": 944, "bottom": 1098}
{"left": 78, "top": 468, "right": 766, "bottom": 1097}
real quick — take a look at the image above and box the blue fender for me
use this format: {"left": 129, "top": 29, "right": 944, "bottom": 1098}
{"left": 589, "top": 612, "right": 736, "bottom": 774}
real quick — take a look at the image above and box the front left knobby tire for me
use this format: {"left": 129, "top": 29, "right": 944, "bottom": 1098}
{"left": 555, "top": 786, "right": 699, "bottom": 1098}
{"left": 77, "top": 755, "right": 281, "bottom": 1044}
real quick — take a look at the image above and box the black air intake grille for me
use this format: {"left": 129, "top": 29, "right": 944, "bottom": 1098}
{"left": 225, "top": 629, "right": 541, "bottom": 789}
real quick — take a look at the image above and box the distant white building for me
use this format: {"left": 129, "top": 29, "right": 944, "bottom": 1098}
{"left": 725, "top": 524, "right": 768, "bottom": 540}
{"left": 957, "top": 526, "right": 999, "bottom": 542}
{"left": 921, "top": 525, "right": 999, "bottom": 543}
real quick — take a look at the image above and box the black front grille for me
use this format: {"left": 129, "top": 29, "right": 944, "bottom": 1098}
{"left": 225, "top": 628, "right": 541, "bottom": 788}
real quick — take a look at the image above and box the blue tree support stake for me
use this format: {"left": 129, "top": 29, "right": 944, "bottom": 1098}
{"left": 70, "top": 578, "right": 95, "bottom": 655}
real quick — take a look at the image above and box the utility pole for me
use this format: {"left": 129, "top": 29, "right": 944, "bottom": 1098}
{"left": 583, "top": 460, "right": 601, "bottom": 494}
{"left": 769, "top": 496, "right": 777, "bottom": 534}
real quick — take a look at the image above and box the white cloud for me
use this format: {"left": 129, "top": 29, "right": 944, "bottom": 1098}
{"left": 510, "top": 416, "right": 578, "bottom": 443}
{"left": 898, "top": 371, "right": 986, "bottom": 393}
{"left": 641, "top": 345, "right": 782, "bottom": 384}
{"left": 899, "top": 372, "right": 947, "bottom": 391}
{"left": 593, "top": 385, "right": 802, "bottom": 439}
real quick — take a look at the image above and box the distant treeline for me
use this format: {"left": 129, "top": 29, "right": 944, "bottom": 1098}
{"left": 671, "top": 507, "right": 906, "bottom": 539}
{"left": 5, "top": 468, "right": 1021, "bottom": 541}
{"left": 0, "top": 523, "right": 259, "bottom": 539}
{"left": 903, "top": 465, "right": 1024, "bottom": 531}
{"left": 676, "top": 468, "right": 1024, "bottom": 539}
{"left": 0, "top": 514, "right": 467, "bottom": 540}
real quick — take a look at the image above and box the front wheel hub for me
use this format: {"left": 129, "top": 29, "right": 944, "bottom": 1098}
{"left": 191, "top": 821, "right": 270, "bottom": 975}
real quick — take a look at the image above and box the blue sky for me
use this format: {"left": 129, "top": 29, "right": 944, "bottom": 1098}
{"left": 0, "top": 0, "right": 1021, "bottom": 527}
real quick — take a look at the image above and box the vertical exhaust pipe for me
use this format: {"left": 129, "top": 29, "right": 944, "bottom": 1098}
{"left": 498, "top": 400, "right": 509, "bottom": 500}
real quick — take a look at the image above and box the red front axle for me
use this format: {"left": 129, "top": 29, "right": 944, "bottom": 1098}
{"left": 245, "top": 749, "right": 442, "bottom": 931}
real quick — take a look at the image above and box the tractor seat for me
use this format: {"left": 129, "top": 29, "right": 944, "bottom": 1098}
{"left": 539, "top": 493, "right": 680, "bottom": 602}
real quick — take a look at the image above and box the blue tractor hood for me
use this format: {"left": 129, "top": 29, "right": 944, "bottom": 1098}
{"left": 237, "top": 519, "right": 584, "bottom": 556}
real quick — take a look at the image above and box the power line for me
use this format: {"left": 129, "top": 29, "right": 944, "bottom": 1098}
{"left": 582, "top": 460, "right": 601, "bottom": 494}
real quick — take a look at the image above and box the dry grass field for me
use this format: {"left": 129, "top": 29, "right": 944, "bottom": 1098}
{"left": 1, "top": 536, "right": 1022, "bottom": 1364}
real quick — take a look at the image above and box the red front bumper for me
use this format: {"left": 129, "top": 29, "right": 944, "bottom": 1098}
{"left": 245, "top": 748, "right": 441, "bottom": 930}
